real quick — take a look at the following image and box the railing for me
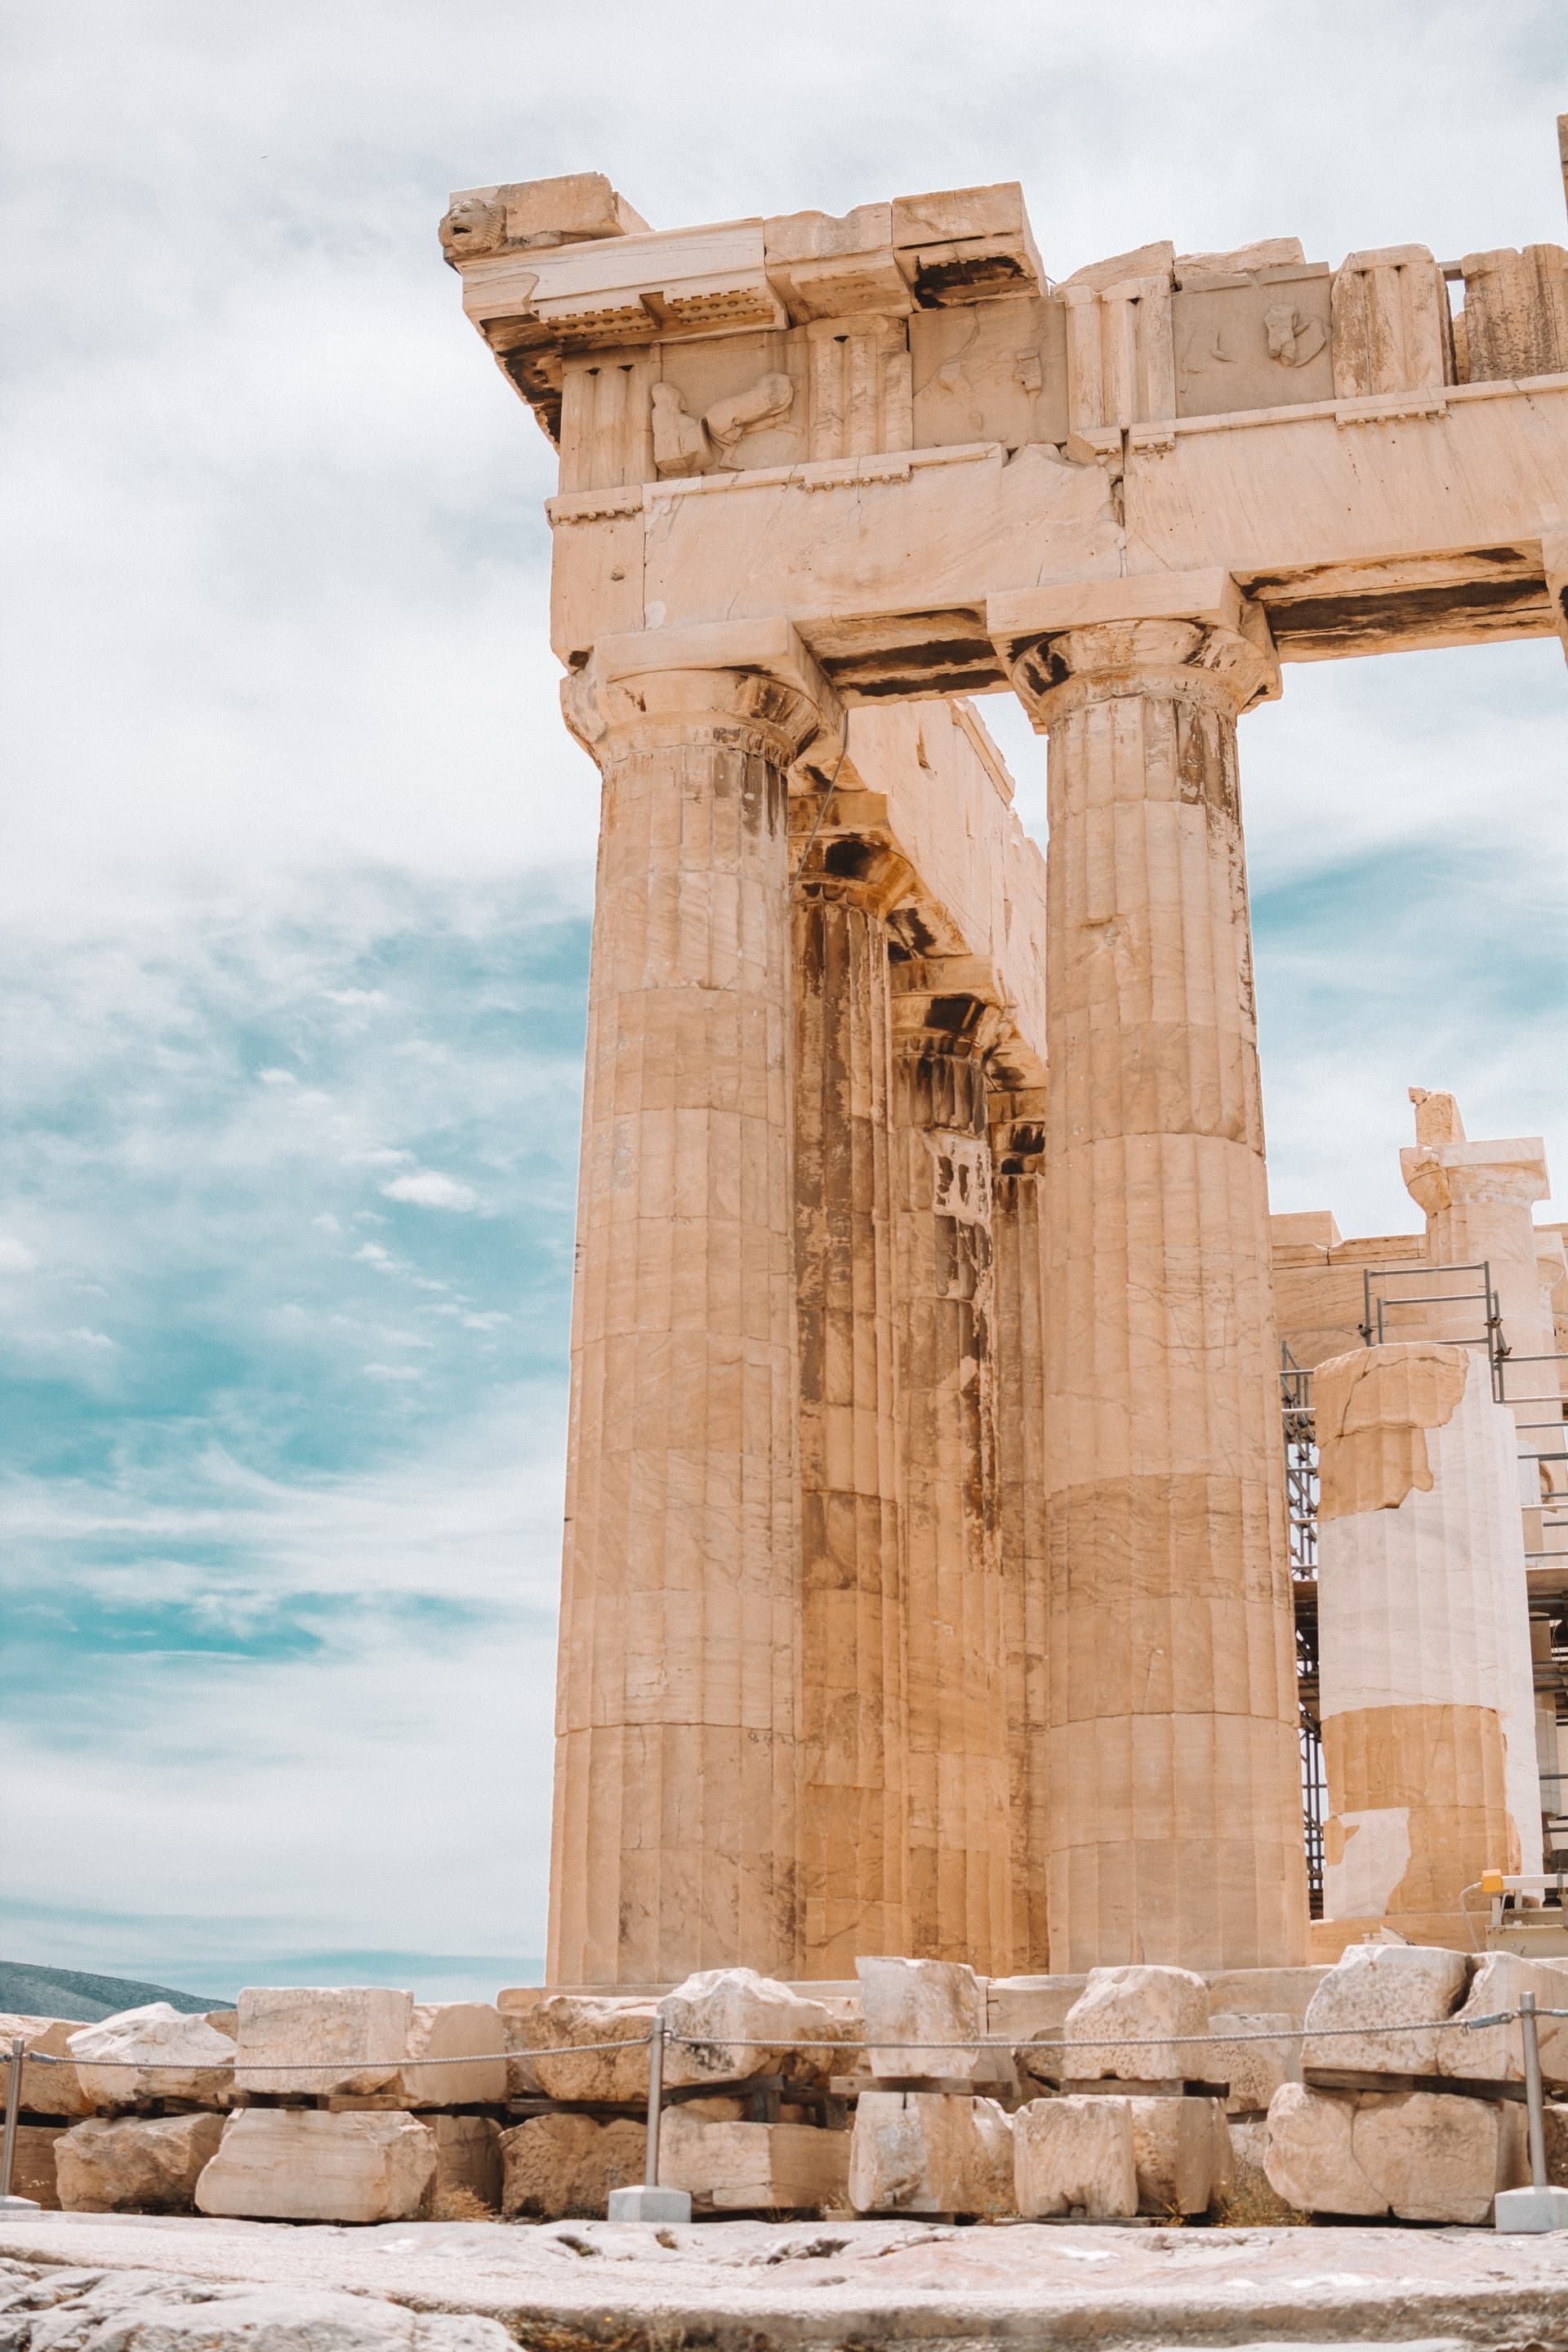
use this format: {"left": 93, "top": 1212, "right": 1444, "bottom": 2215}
{"left": 8, "top": 2005, "right": 1568, "bottom": 2218}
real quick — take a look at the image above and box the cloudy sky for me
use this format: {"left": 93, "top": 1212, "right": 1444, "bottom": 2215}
{"left": 2, "top": 2, "right": 1565, "bottom": 2002}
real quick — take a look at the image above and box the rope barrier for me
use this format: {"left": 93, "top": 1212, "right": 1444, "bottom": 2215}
{"left": 6, "top": 2011, "right": 1564, "bottom": 2069}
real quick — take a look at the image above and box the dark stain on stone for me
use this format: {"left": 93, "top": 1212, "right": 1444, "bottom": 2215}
{"left": 914, "top": 253, "right": 1030, "bottom": 302}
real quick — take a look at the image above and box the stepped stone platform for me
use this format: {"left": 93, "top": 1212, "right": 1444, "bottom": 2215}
{"left": 6, "top": 2212, "right": 1568, "bottom": 2350}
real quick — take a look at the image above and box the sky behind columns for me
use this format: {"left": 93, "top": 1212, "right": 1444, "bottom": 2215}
{"left": 1, "top": 1, "right": 1565, "bottom": 1999}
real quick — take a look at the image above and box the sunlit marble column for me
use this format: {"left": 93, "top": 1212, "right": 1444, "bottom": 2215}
{"left": 1010, "top": 612, "right": 1309, "bottom": 1972}
{"left": 548, "top": 642, "right": 836, "bottom": 1986}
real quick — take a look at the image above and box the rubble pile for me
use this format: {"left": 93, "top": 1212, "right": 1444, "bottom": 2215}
{"left": 5, "top": 1946, "right": 1564, "bottom": 2226}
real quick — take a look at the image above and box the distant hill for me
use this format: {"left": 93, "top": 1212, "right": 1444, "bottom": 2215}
{"left": 0, "top": 1960, "right": 222, "bottom": 2022}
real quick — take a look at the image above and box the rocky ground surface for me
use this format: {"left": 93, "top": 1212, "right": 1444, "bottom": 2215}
{"left": 5, "top": 2211, "right": 1568, "bottom": 2349}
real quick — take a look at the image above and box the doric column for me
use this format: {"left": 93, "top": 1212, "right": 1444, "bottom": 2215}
{"left": 1315, "top": 1341, "right": 1541, "bottom": 1938}
{"left": 548, "top": 626, "right": 840, "bottom": 1987}
{"left": 1009, "top": 603, "right": 1309, "bottom": 1973}
{"left": 889, "top": 959, "right": 1013, "bottom": 1970}
{"left": 990, "top": 1085, "right": 1052, "bottom": 1971}
{"left": 791, "top": 802, "right": 914, "bottom": 1972}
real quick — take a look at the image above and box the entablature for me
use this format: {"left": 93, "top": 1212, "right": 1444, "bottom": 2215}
{"left": 443, "top": 156, "right": 1568, "bottom": 491}
{"left": 450, "top": 131, "right": 1568, "bottom": 683}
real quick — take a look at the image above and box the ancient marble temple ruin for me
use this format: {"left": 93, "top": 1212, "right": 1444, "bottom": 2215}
{"left": 441, "top": 131, "right": 1568, "bottom": 1989}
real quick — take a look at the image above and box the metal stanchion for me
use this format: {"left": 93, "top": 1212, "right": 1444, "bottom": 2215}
{"left": 1, "top": 2035, "right": 42, "bottom": 2212}
{"left": 604, "top": 2020, "right": 690, "bottom": 2225}
{"left": 1523, "top": 1992, "right": 1549, "bottom": 2193}
{"left": 1495, "top": 1993, "right": 1568, "bottom": 2231}
{"left": 644, "top": 2009, "right": 666, "bottom": 2189}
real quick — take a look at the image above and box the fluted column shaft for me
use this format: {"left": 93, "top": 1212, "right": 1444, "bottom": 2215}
{"left": 792, "top": 836, "right": 912, "bottom": 1971}
{"left": 891, "top": 971, "right": 1013, "bottom": 1969}
{"left": 548, "top": 665, "right": 826, "bottom": 1986}
{"left": 990, "top": 1088, "right": 1052, "bottom": 1971}
{"left": 1019, "top": 617, "right": 1308, "bottom": 1972}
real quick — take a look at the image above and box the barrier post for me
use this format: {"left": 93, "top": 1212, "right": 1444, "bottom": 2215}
{"left": 604, "top": 2022, "right": 691, "bottom": 2224}
{"left": 1, "top": 2034, "right": 41, "bottom": 2212}
{"left": 1523, "top": 1993, "right": 1548, "bottom": 2191}
{"left": 644, "top": 2011, "right": 666, "bottom": 2189}
{"left": 1495, "top": 1994, "right": 1568, "bottom": 2231}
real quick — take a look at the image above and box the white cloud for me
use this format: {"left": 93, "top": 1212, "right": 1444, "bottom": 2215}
{"left": 65, "top": 1328, "right": 118, "bottom": 1349}
{"left": 363, "top": 1362, "right": 422, "bottom": 1381}
{"left": 311, "top": 1213, "right": 341, "bottom": 1233}
{"left": 257, "top": 1067, "right": 296, "bottom": 1086}
{"left": 323, "top": 988, "right": 387, "bottom": 1007}
{"left": 0, "top": 1236, "right": 38, "bottom": 1272}
{"left": 0, "top": 1391, "right": 566, "bottom": 1958}
{"left": 380, "top": 1170, "right": 478, "bottom": 1212}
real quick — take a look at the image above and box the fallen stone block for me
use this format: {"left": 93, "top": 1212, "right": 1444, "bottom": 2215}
{"left": 430, "top": 2114, "right": 501, "bottom": 2212}
{"left": 1205, "top": 1966, "right": 1330, "bottom": 2022}
{"left": 1439, "top": 1953, "right": 1568, "bottom": 2087}
{"left": 1264, "top": 2080, "right": 1522, "bottom": 2223}
{"left": 1062, "top": 1965, "right": 1209, "bottom": 2084}
{"left": 1353, "top": 2087, "right": 1522, "bottom": 2224}
{"left": 8, "top": 2123, "right": 62, "bottom": 2207}
{"left": 986, "top": 1976, "right": 1089, "bottom": 2036}
{"left": 1013, "top": 2095, "right": 1137, "bottom": 2219}
{"left": 499, "top": 2111, "right": 646, "bottom": 2219}
{"left": 0, "top": 2266, "right": 514, "bottom": 2352}
{"left": 1299, "top": 1944, "right": 1467, "bottom": 2077}
{"left": 496, "top": 1989, "right": 545, "bottom": 2097}
{"left": 1207, "top": 2011, "right": 1301, "bottom": 2114}
{"left": 1265, "top": 2081, "right": 1378, "bottom": 2214}
{"left": 856, "top": 1957, "right": 1003, "bottom": 2084}
{"left": 68, "top": 2003, "right": 237, "bottom": 2110}
{"left": 396, "top": 2002, "right": 506, "bottom": 2107}
{"left": 0, "top": 2013, "right": 93, "bottom": 2118}
{"left": 848, "top": 2089, "right": 1013, "bottom": 2216}
{"left": 1129, "top": 2096, "right": 1225, "bottom": 2216}
{"left": 661, "top": 1967, "right": 845, "bottom": 2090}
{"left": 527, "top": 1993, "right": 656, "bottom": 2103}
{"left": 657, "top": 2108, "right": 849, "bottom": 2212}
{"left": 234, "top": 1986, "right": 413, "bottom": 2098}
{"left": 56, "top": 2114, "right": 225, "bottom": 2213}
{"left": 1548, "top": 2101, "right": 1568, "bottom": 2187}
{"left": 194, "top": 2107, "right": 436, "bottom": 2223}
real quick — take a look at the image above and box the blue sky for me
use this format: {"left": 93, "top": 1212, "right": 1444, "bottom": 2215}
{"left": 2, "top": 1, "right": 1565, "bottom": 2001}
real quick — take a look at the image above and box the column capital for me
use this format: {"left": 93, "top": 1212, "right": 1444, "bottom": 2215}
{"left": 989, "top": 569, "right": 1281, "bottom": 726}
{"left": 1401, "top": 1134, "right": 1550, "bottom": 1217}
{"left": 989, "top": 1085, "right": 1049, "bottom": 1174}
{"left": 889, "top": 956, "right": 1011, "bottom": 1062}
{"left": 788, "top": 784, "right": 916, "bottom": 914}
{"left": 563, "top": 617, "right": 845, "bottom": 767}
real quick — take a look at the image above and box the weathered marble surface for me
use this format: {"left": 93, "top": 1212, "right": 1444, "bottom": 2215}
{"left": 7, "top": 2215, "right": 1568, "bottom": 2350}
